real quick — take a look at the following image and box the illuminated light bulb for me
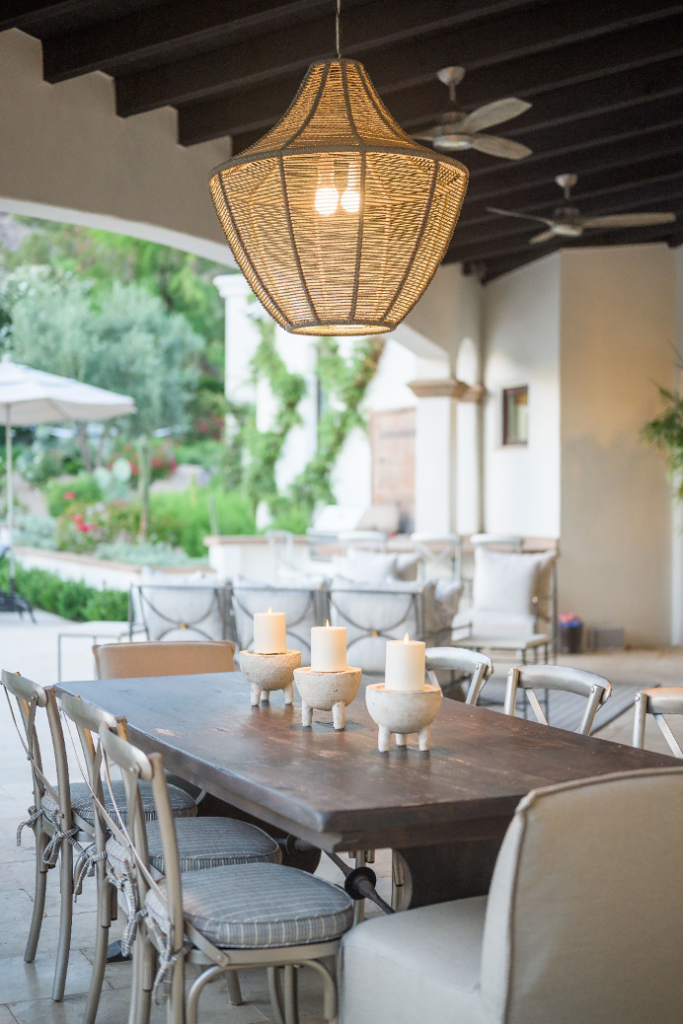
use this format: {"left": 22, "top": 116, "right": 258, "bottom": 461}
{"left": 341, "top": 161, "right": 361, "bottom": 213}
{"left": 315, "top": 156, "right": 339, "bottom": 216}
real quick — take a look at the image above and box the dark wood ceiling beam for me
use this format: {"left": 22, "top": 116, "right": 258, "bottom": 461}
{"left": 449, "top": 196, "right": 683, "bottom": 262}
{"left": 116, "top": 0, "right": 677, "bottom": 116}
{"left": 448, "top": 215, "right": 683, "bottom": 270}
{"left": 41, "top": 0, "right": 326, "bottom": 82}
{"left": 227, "top": 16, "right": 683, "bottom": 153}
{"left": 453, "top": 179, "right": 683, "bottom": 248}
{"left": 458, "top": 222, "right": 681, "bottom": 281}
{"left": 0, "top": 1, "right": 88, "bottom": 31}
{"left": 459, "top": 125, "right": 683, "bottom": 208}
{"left": 181, "top": 52, "right": 683, "bottom": 146}
{"left": 462, "top": 93, "right": 683, "bottom": 179}
{"left": 458, "top": 154, "right": 683, "bottom": 228}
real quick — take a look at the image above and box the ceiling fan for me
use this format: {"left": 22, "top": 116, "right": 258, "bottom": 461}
{"left": 412, "top": 66, "right": 533, "bottom": 160}
{"left": 488, "top": 174, "right": 677, "bottom": 245}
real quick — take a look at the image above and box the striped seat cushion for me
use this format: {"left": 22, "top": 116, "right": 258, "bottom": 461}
{"left": 146, "top": 862, "right": 353, "bottom": 949}
{"left": 43, "top": 779, "right": 197, "bottom": 827}
{"left": 107, "top": 817, "right": 281, "bottom": 874}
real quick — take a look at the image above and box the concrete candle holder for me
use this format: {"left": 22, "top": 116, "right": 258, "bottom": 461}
{"left": 365, "top": 683, "right": 442, "bottom": 752}
{"left": 293, "top": 666, "right": 362, "bottom": 730}
{"left": 240, "top": 649, "right": 302, "bottom": 706}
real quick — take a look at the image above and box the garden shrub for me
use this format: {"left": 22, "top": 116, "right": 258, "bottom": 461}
{"left": 45, "top": 473, "right": 102, "bottom": 516}
{"left": 0, "top": 562, "right": 128, "bottom": 621}
{"left": 148, "top": 486, "right": 255, "bottom": 557}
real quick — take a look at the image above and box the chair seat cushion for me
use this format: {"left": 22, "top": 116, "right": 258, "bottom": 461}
{"left": 146, "top": 862, "right": 353, "bottom": 949}
{"left": 107, "top": 816, "right": 281, "bottom": 875}
{"left": 43, "top": 779, "right": 197, "bottom": 827}
{"left": 340, "top": 897, "right": 488, "bottom": 1024}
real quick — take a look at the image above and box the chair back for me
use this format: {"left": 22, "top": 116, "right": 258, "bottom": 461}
{"left": 633, "top": 687, "right": 683, "bottom": 757}
{"left": 59, "top": 692, "right": 125, "bottom": 858}
{"left": 425, "top": 647, "right": 493, "bottom": 704}
{"left": 1, "top": 669, "right": 72, "bottom": 823}
{"left": 133, "top": 582, "right": 232, "bottom": 642}
{"left": 470, "top": 533, "right": 524, "bottom": 551}
{"left": 480, "top": 768, "right": 683, "bottom": 1023}
{"left": 505, "top": 664, "right": 610, "bottom": 735}
{"left": 410, "top": 533, "right": 462, "bottom": 583}
{"left": 93, "top": 640, "right": 236, "bottom": 680}
{"left": 98, "top": 725, "right": 184, "bottom": 982}
{"left": 232, "top": 583, "right": 324, "bottom": 664}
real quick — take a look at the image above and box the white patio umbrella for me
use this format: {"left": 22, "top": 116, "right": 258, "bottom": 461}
{"left": 0, "top": 357, "right": 135, "bottom": 599}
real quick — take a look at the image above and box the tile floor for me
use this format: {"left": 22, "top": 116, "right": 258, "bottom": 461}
{"left": 0, "top": 612, "right": 681, "bottom": 1021}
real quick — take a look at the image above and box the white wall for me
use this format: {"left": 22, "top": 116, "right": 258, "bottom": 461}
{"left": 483, "top": 254, "right": 562, "bottom": 538}
{"left": 560, "top": 244, "right": 676, "bottom": 645}
{"left": 0, "top": 29, "right": 234, "bottom": 265}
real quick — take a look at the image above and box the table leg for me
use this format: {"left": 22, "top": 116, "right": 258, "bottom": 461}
{"left": 396, "top": 826, "right": 510, "bottom": 909}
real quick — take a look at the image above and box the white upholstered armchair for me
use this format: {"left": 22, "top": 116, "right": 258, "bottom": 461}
{"left": 341, "top": 767, "right": 683, "bottom": 1024}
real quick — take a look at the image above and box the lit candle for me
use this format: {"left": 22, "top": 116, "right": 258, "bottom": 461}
{"left": 385, "top": 634, "right": 426, "bottom": 692}
{"left": 311, "top": 621, "right": 347, "bottom": 672}
{"left": 253, "top": 608, "right": 287, "bottom": 655}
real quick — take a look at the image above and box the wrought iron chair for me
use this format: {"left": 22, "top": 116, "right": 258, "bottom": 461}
{"left": 99, "top": 724, "right": 353, "bottom": 1024}
{"left": 503, "top": 665, "right": 611, "bottom": 735}
{"left": 411, "top": 533, "right": 462, "bottom": 582}
{"left": 232, "top": 583, "right": 327, "bottom": 665}
{"left": 59, "top": 691, "right": 281, "bottom": 1024}
{"left": 632, "top": 687, "right": 683, "bottom": 756}
{"left": 425, "top": 647, "right": 494, "bottom": 704}
{"left": 1, "top": 669, "right": 92, "bottom": 1001}
{"left": 131, "top": 581, "right": 234, "bottom": 642}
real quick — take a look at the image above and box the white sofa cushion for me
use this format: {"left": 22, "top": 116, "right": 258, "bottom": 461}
{"left": 338, "top": 547, "right": 397, "bottom": 584}
{"left": 472, "top": 549, "right": 555, "bottom": 615}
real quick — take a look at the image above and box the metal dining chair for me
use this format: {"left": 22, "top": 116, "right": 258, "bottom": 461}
{"left": 503, "top": 664, "right": 612, "bottom": 735}
{"left": 425, "top": 647, "right": 494, "bottom": 704}
{"left": 59, "top": 691, "right": 282, "bottom": 1024}
{"left": 1, "top": 669, "right": 91, "bottom": 1002}
{"left": 98, "top": 723, "right": 353, "bottom": 1024}
{"left": 633, "top": 687, "right": 683, "bottom": 756}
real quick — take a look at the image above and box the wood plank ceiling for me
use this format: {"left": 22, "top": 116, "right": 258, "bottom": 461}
{"left": 3, "top": 0, "right": 682, "bottom": 281}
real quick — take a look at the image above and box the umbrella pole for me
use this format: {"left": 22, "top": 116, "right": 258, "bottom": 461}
{"left": 5, "top": 406, "right": 14, "bottom": 591}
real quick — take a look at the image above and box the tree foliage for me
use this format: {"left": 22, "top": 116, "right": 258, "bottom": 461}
{"left": 642, "top": 385, "right": 683, "bottom": 491}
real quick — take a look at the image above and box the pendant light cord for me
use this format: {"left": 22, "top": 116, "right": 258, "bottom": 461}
{"left": 336, "top": 0, "right": 341, "bottom": 58}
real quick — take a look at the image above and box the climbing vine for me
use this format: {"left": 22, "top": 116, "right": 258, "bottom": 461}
{"left": 242, "top": 316, "right": 307, "bottom": 511}
{"left": 273, "top": 335, "right": 385, "bottom": 525}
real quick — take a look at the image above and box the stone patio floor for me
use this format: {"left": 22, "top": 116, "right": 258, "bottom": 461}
{"left": 1, "top": 609, "right": 681, "bottom": 1022}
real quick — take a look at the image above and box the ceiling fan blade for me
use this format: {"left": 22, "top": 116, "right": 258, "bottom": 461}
{"left": 412, "top": 126, "right": 443, "bottom": 140}
{"left": 529, "top": 229, "right": 559, "bottom": 245}
{"left": 487, "top": 207, "right": 555, "bottom": 227}
{"left": 580, "top": 212, "right": 677, "bottom": 229}
{"left": 468, "top": 134, "right": 533, "bottom": 160}
{"left": 459, "top": 97, "right": 532, "bottom": 134}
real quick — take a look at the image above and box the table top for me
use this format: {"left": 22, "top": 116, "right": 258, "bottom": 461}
{"left": 56, "top": 672, "right": 676, "bottom": 852}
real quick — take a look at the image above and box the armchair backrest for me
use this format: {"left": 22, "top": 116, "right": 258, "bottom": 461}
{"left": 133, "top": 582, "right": 232, "bottom": 642}
{"left": 93, "top": 640, "right": 236, "bottom": 680}
{"left": 480, "top": 768, "right": 683, "bottom": 1024}
{"left": 232, "top": 583, "right": 325, "bottom": 664}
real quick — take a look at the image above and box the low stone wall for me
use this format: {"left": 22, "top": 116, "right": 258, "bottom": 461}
{"left": 15, "top": 547, "right": 210, "bottom": 591}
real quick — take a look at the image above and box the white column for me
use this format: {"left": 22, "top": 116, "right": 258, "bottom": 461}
{"left": 214, "top": 274, "right": 261, "bottom": 411}
{"left": 414, "top": 393, "right": 458, "bottom": 534}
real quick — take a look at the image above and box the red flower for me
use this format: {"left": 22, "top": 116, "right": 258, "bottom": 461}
{"left": 63, "top": 490, "right": 76, "bottom": 501}
{"left": 76, "top": 522, "right": 89, "bottom": 533}
{"left": 73, "top": 513, "right": 84, "bottom": 523}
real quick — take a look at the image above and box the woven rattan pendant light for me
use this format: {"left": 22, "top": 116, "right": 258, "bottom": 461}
{"left": 209, "top": 41, "right": 468, "bottom": 335}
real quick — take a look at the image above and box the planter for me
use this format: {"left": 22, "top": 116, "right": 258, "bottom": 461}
{"left": 293, "top": 666, "right": 362, "bottom": 730}
{"left": 239, "top": 649, "right": 302, "bottom": 706}
{"left": 365, "top": 683, "right": 442, "bottom": 752}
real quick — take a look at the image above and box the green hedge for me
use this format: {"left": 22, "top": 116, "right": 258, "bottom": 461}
{"left": 0, "top": 563, "right": 128, "bottom": 622}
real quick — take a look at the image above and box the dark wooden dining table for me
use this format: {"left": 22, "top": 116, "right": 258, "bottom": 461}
{"left": 56, "top": 672, "right": 677, "bottom": 908}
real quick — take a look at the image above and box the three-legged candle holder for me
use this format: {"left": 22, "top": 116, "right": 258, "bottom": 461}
{"left": 240, "top": 649, "right": 302, "bottom": 706}
{"left": 293, "top": 666, "right": 362, "bottom": 730}
{"left": 365, "top": 683, "right": 442, "bottom": 751}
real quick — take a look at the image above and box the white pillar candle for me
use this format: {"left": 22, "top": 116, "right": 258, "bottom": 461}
{"left": 311, "top": 622, "right": 347, "bottom": 672}
{"left": 385, "top": 634, "right": 426, "bottom": 691}
{"left": 253, "top": 608, "right": 287, "bottom": 654}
